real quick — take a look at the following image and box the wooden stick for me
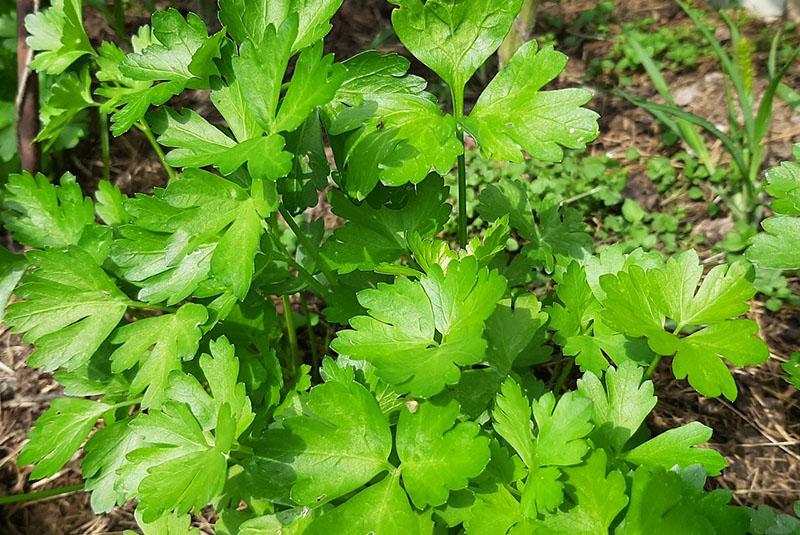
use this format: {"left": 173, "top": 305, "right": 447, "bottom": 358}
{"left": 16, "top": 0, "right": 40, "bottom": 173}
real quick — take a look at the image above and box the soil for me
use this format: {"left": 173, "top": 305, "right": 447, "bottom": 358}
{"left": 2, "top": 0, "right": 800, "bottom": 533}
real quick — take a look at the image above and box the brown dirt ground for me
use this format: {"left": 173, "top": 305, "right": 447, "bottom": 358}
{"left": 2, "top": 0, "right": 800, "bottom": 533}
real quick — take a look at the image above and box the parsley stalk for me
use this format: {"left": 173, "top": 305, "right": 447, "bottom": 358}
{"left": 451, "top": 87, "right": 468, "bottom": 249}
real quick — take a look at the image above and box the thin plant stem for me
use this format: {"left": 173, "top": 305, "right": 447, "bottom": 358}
{"left": 99, "top": 110, "right": 111, "bottom": 182}
{"left": 450, "top": 88, "right": 468, "bottom": 248}
{"left": 136, "top": 119, "right": 178, "bottom": 181}
{"left": 553, "top": 358, "right": 574, "bottom": 394}
{"left": 644, "top": 355, "right": 662, "bottom": 379}
{"left": 278, "top": 205, "right": 339, "bottom": 286}
{"left": 299, "top": 293, "right": 320, "bottom": 376}
{"left": 110, "top": 397, "right": 143, "bottom": 411}
{"left": 266, "top": 218, "right": 330, "bottom": 297}
{"left": 126, "top": 301, "right": 177, "bottom": 314}
{"left": 0, "top": 484, "right": 84, "bottom": 506}
{"left": 282, "top": 294, "right": 301, "bottom": 373}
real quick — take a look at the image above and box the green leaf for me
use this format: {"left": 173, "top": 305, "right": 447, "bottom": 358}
{"left": 485, "top": 295, "right": 547, "bottom": 374}
{"left": 95, "top": 180, "right": 129, "bottom": 226}
{"left": 748, "top": 217, "right": 800, "bottom": 270}
{"left": 2, "top": 172, "right": 95, "bottom": 250}
{"left": 622, "top": 421, "right": 726, "bottom": 476}
{"left": 82, "top": 419, "right": 146, "bottom": 513}
{"left": 478, "top": 179, "right": 591, "bottom": 270}
{"left": 101, "top": 10, "right": 222, "bottom": 134}
{"left": 110, "top": 225, "right": 213, "bottom": 305}
{"left": 599, "top": 251, "right": 768, "bottom": 400}
{"left": 532, "top": 391, "right": 594, "bottom": 467}
{"left": 306, "top": 473, "right": 425, "bottom": 534}
{"left": 258, "top": 378, "right": 392, "bottom": 505}
{"left": 535, "top": 450, "right": 628, "bottom": 534}
{"left": 25, "top": 0, "right": 94, "bottom": 75}
{"left": 239, "top": 508, "right": 323, "bottom": 535}
{"left": 131, "top": 510, "right": 199, "bottom": 535}
{"left": 462, "top": 42, "right": 599, "bottom": 162}
{"left": 151, "top": 108, "right": 292, "bottom": 180}
{"left": 748, "top": 153, "right": 800, "bottom": 269}
{"left": 620, "top": 466, "right": 749, "bottom": 535}
{"left": 231, "top": 16, "right": 297, "bottom": 134}
{"left": 0, "top": 245, "right": 26, "bottom": 323}
{"left": 123, "top": 402, "right": 233, "bottom": 522}
{"left": 115, "top": 170, "right": 270, "bottom": 301}
{"left": 391, "top": 0, "right": 523, "bottom": 96}
{"left": 577, "top": 362, "right": 656, "bottom": 452}
{"left": 324, "top": 52, "right": 461, "bottom": 197}
{"left": 332, "top": 256, "right": 506, "bottom": 396}
{"left": 280, "top": 113, "right": 331, "bottom": 214}
{"left": 7, "top": 249, "right": 128, "bottom": 371}
{"left": 19, "top": 397, "right": 111, "bottom": 479}
{"left": 492, "top": 378, "right": 536, "bottom": 469}
{"left": 219, "top": 0, "right": 343, "bottom": 52}
{"left": 275, "top": 41, "right": 345, "bottom": 133}
{"left": 397, "top": 398, "right": 490, "bottom": 508}
{"left": 37, "top": 68, "right": 95, "bottom": 150}
{"left": 321, "top": 175, "right": 451, "bottom": 274}
{"left": 109, "top": 303, "right": 208, "bottom": 408}
{"left": 197, "top": 337, "right": 255, "bottom": 437}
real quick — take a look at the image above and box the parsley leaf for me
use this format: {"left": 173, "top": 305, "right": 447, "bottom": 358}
{"left": 2, "top": 171, "right": 95, "bottom": 250}
{"left": 747, "top": 147, "right": 800, "bottom": 269}
{"left": 463, "top": 42, "right": 599, "bottom": 163}
{"left": 7, "top": 249, "right": 128, "bottom": 371}
{"left": 305, "top": 473, "right": 425, "bottom": 534}
{"left": 332, "top": 256, "right": 506, "bottom": 396}
{"left": 577, "top": 362, "right": 656, "bottom": 452}
{"left": 623, "top": 421, "right": 726, "bottom": 476}
{"left": 397, "top": 398, "right": 490, "bottom": 508}
{"left": 391, "top": 0, "right": 522, "bottom": 97}
{"left": 219, "top": 0, "right": 343, "bottom": 52}
{"left": 121, "top": 402, "right": 234, "bottom": 522}
{"left": 599, "top": 250, "right": 769, "bottom": 400}
{"left": 18, "top": 397, "right": 112, "bottom": 479}
{"left": 82, "top": 418, "right": 146, "bottom": 513}
{"left": 324, "top": 51, "right": 461, "bottom": 197}
{"left": 256, "top": 378, "right": 392, "bottom": 505}
{"left": 321, "top": 175, "right": 451, "bottom": 273}
{"left": 109, "top": 303, "right": 208, "bottom": 408}
{"left": 25, "top": 0, "right": 94, "bottom": 75}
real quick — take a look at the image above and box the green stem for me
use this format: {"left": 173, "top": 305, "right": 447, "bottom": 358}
{"left": 282, "top": 295, "right": 301, "bottom": 372}
{"left": 127, "top": 301, "right": 177, "bottom": 314}
{"left": 278, "top": 205, "right": 339, "bottom": 286}
{"left": 136, "top": 120, "right": 177, "bottom": 181}
{"left": 644, "top": 355, "right": 662, "bottom": 379}
{"left": 450, "top": 88, "right": 468, "bottom": 249}
{"left": 266, "top": 218, "right": 330, "bottom": 297}
{"left": 0, "top": 484, "right": 84, "bottom": 506}
{"left": 110, "top": 397, "right": 143, "bottom": 411}
{"left": 300, "top": 294, "right": 320, "bottom": 376}
{"left": 553, "top": 358, "right": 574, "bottom": 394}
{"left": 99, "top": 111, "right": 111, "bottom": 182}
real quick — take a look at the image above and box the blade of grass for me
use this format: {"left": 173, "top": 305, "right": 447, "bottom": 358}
{"left": 623, "top": 30, "right": 715, "bottom": 172}
{"left": 617, "top": 91, "right": 748, "bottom": 177}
